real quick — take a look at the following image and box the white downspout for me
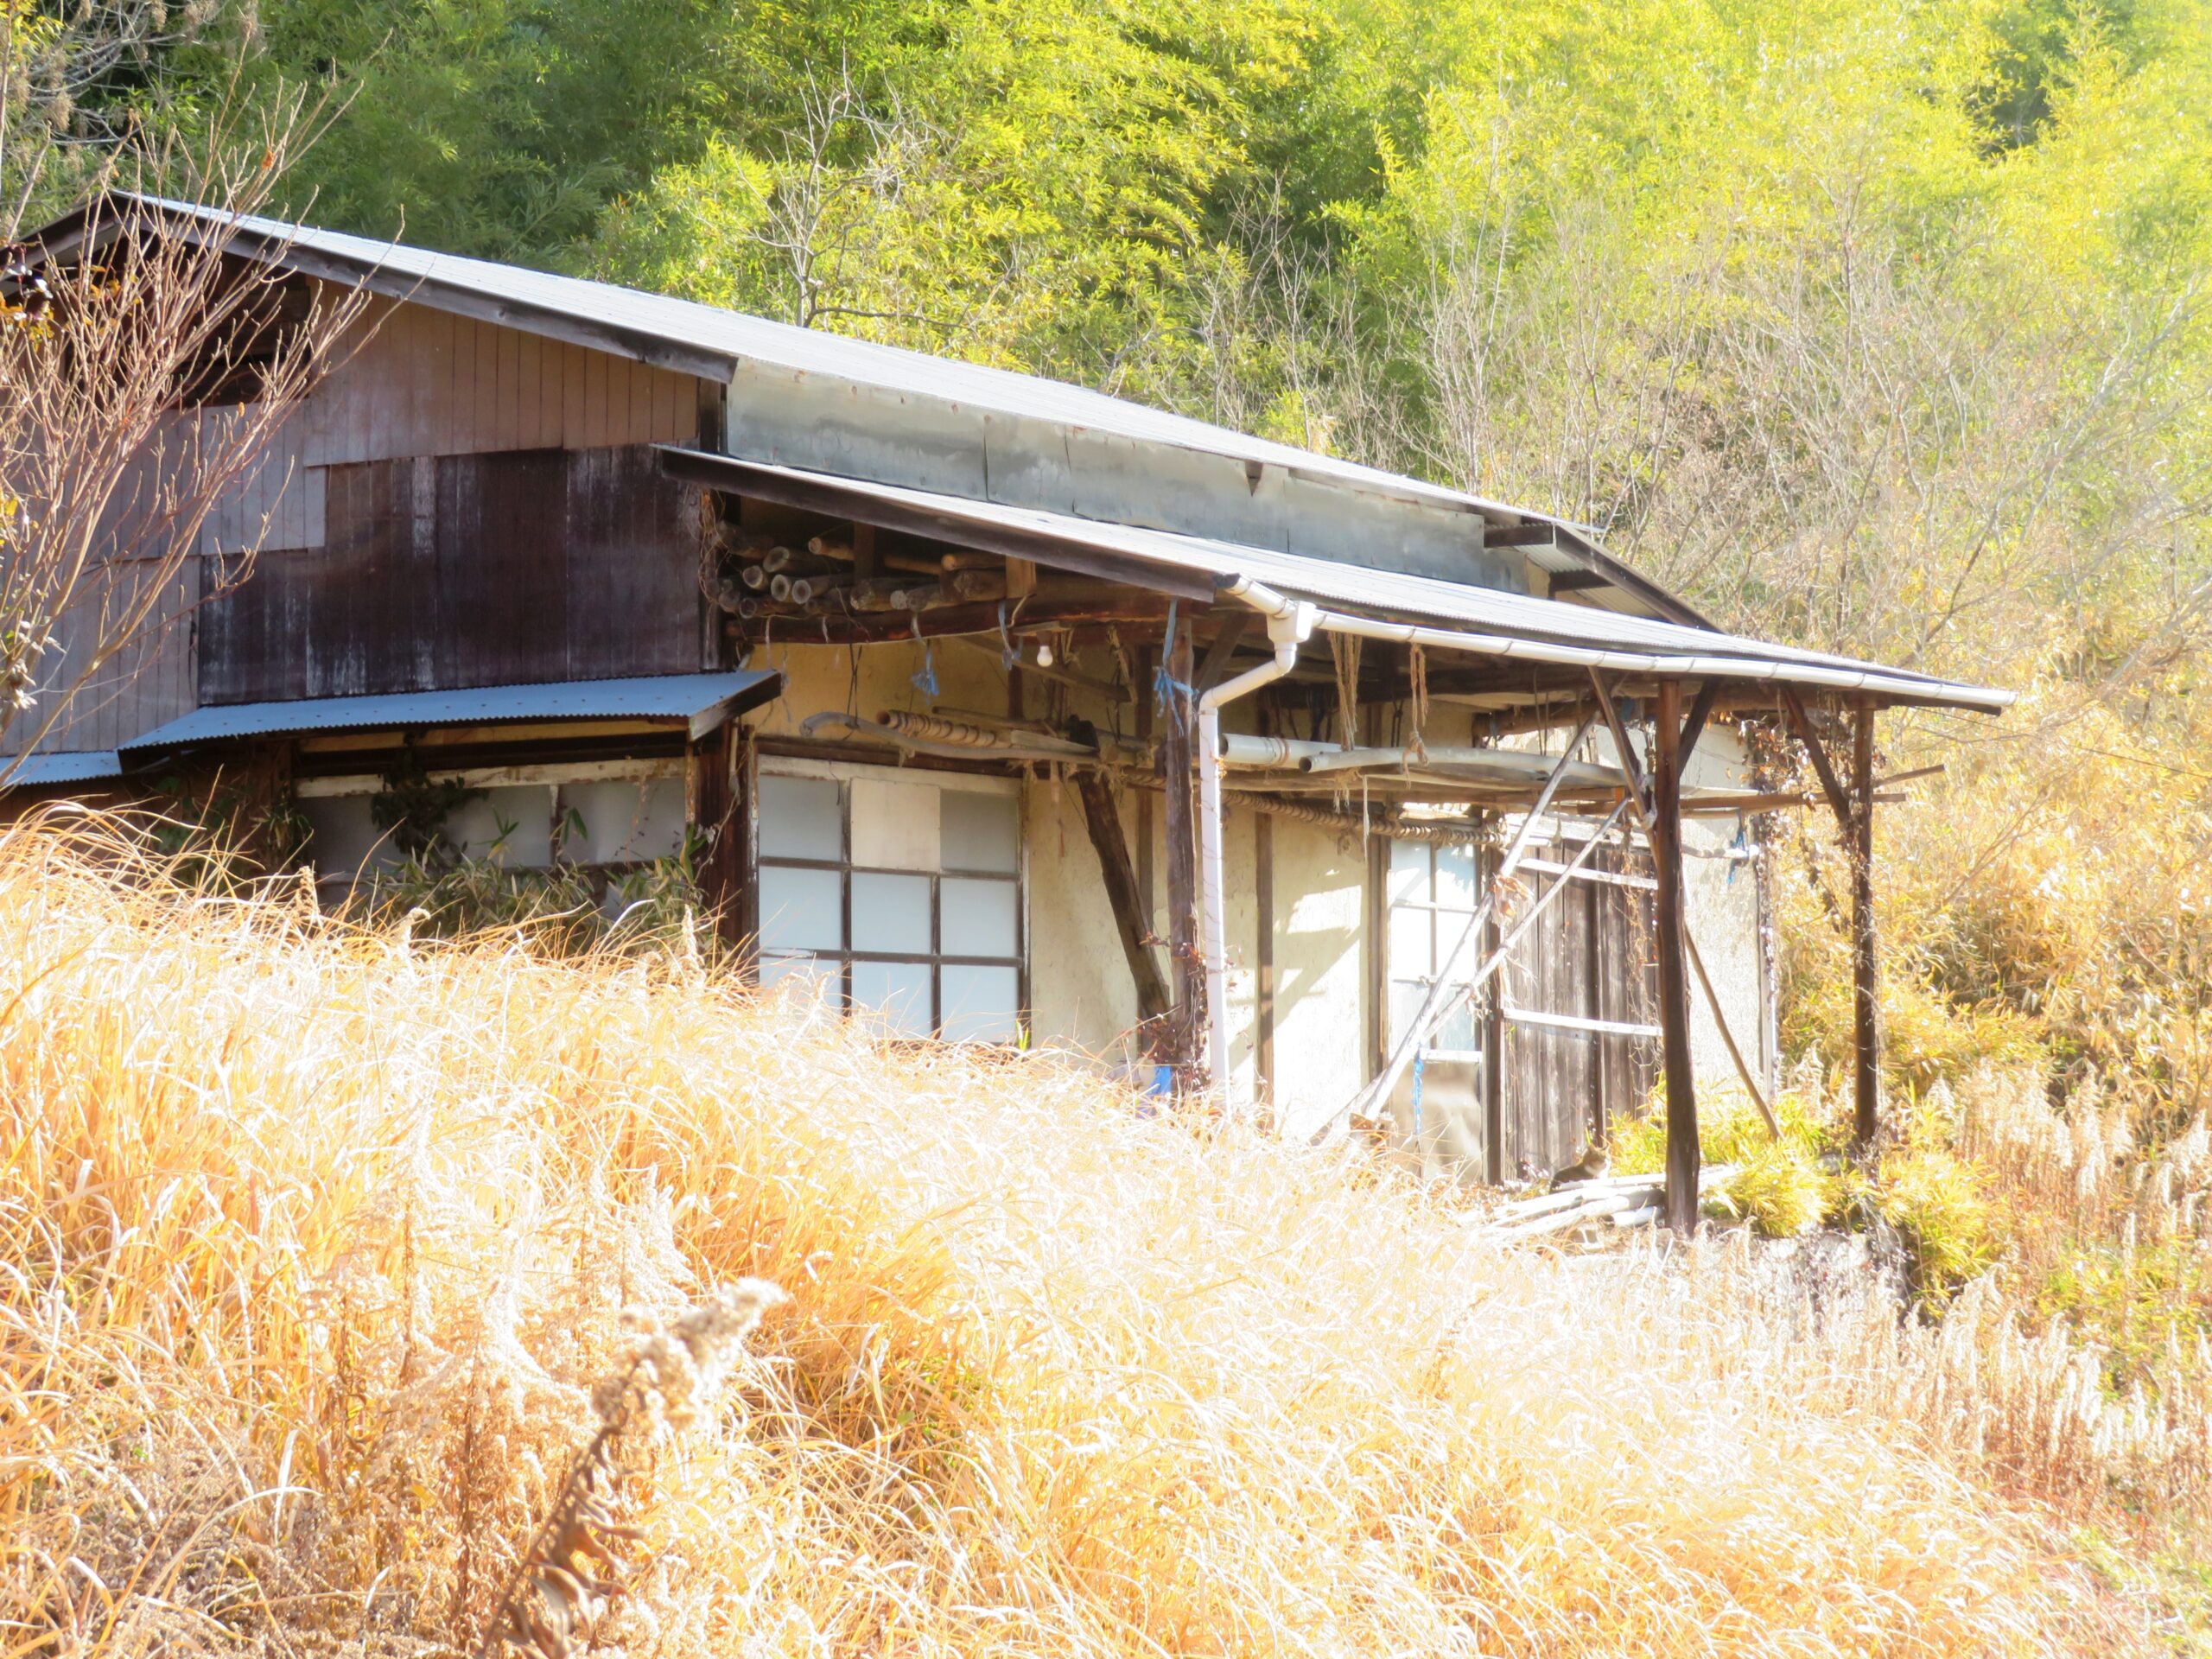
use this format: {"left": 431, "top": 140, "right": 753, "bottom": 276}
{"left": 1197, "top": 578, "right": 1319, "bottom": 1103}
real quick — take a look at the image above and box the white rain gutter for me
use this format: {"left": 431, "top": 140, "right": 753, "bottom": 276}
{"left": 1198, "top": 577, "right": 1319, "bottom": 1100}
{"left": 1310, "top": 610, "right": 2006, "bottom": 708}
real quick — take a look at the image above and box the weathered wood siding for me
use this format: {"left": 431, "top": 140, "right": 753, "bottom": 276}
{"left": 196, "top": 292, "right": 710, "bottom": 703}
{"left": 200, "top": 444, "right": 702, "bottom": 701}
{"left": 1497, "top": 844, "right": 1659, "bottom": 1175}
{"left": 8, "top": 559, "right": 200, "bottom": 754}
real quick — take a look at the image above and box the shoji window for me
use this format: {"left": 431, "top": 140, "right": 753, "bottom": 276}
{"left": 755, "top": 764, "right": 1024, "bottom": 1041}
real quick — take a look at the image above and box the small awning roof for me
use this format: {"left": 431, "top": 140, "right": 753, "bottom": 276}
{"left": 661, "top": 449, "right": 2010, "bottom": 715}
{"left": 121, "top": 671, "right": 781, "bottom": 752}
{"left": 3, "top": 751, "right": 124, "bottom": 788}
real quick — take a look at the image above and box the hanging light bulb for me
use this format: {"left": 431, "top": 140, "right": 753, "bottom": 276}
{"left": 1034, "top": 640, "right": 1056, "bottom": 668}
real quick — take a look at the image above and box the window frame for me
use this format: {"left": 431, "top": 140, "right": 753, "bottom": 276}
{"left": 754, "top": 756, "right": 1027, "bottom": 1041}
{"left": 1382, "top": 836, "right": 1488, "bottom": 1065}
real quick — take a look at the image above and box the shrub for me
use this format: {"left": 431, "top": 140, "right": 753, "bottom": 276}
{"left": 1719, "top": 1140, "right": 1829, "bottom": 1237}
{"left": 1878, "top": 1147, "right": 2000, "bottom": 1302}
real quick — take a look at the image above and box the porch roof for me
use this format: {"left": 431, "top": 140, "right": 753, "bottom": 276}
{"left": 658, "top": 450, "right": 2012, "bottom": 715}
{"left": 3, "top": 751, "right": 125, "bottom": 788}
{"left": 119, "top": 671, "right": 781, "bottom": 752}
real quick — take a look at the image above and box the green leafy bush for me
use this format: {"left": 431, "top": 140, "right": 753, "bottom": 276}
{"left": 1876, "top": 1148, "right": 1999, "bottom": 1304}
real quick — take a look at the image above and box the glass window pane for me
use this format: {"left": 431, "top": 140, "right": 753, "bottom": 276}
{"left": 1388, "top": 838, "right": 1429, "bottom": 905}
{"left": 303, "top": 793, "right": 389, "bottom": 878}
{"left": 563, "top": 779, "right": 682, "bottom": 864}
{"left": 941, "top": 877, "right": 1017, "bottom": 957}
{"left": 1388, "top": 977, "right": 1428, "bottom": 1048}
{"left": 852, "top": 872, "right": 931, "bottom": 955}
{"left": 445, "top": 785, "right": 554, "bottom": 867}
{"left": 1435, "top": 844, "right": 1478, "bottom": 909}
{"left": 1433, "top": 911, "right": 1480, "bottom": 981}
{"left": 850, "top": 778, "right": 941, "bottom": 870}
{"left": 1388, "top": 906, "right": 1433, "bottom": 979}
{"left": 760, "top": 774, "right": 841, "bottom": 860}
{"left": 942, "top": 790, "right": 1019, "bottom": 873}
{"left": 1430, "top": 999, "right": 1478, "bottom": 1054}
{"left": 852, "top": 959, "right": 932, "bottom": 1038}
{"left": 760, "top": 864, "right": 842, "bottom": 951}
{"left": 941, "top": 964, "right": 1020, "bottom": 1043}
{"left": 760, "top": 953, "right": 843, "bottom": 1004}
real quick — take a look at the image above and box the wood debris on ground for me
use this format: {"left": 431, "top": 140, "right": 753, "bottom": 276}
{"left": 1478, "top": 1166, "right": 1741, "bottom": 1246}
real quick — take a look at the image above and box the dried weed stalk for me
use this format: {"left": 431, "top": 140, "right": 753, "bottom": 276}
{"left": 480, "top": 1280, "right": 786, "bottom": 1659}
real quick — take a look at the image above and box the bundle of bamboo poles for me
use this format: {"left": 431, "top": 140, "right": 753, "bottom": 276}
{"left": 1479, "top": 1165, "right": 1739, "bottom": 1243}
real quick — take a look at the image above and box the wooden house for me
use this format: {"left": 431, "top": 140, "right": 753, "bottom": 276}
{"left": 6, "top": 198, "right": 2009, "bottom": 1208}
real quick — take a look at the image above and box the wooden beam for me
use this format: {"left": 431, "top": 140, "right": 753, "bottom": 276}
{"left": 1484, "top": 522, "right": 1564, "bottom": 548}
{"left": 1675, "top": 679, "right": 1721, "bottom": 784}
{"left": 1851, "top": 696, "right": 1881, "bottom": 1150}
{"left": 1161, "top": 623, "right": 1202, "bottom": 1077}
{"left": 1195, "top": 610, "right": 1253, "bottom": 691}
{"left": 1074, "top": 769, "right": 1173, "bottom": 1027}
{"left": 1780, "top": 686, "right": 1855, "bottom": 836}
{"left": 1651, "top": 679, "right": 1700, "bottom": 1233}
{"left": 728, "top": 589, "right": 1173, "bottom": 647}
{"left": 1587, "top": 671, "right": 1650, "bottom": 813}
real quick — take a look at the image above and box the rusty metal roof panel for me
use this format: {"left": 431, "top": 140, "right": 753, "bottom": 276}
{"left": 121, "top": 671, "right": 780, "bottom": 751}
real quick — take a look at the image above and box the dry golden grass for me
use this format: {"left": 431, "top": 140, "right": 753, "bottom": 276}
{"left": 0, "top": 812, "right": 2159, "bottom": 1656}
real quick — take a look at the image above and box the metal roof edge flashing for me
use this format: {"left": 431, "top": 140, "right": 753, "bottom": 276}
{"left": 118, "top": 671, "right": 783, "bottom": 753}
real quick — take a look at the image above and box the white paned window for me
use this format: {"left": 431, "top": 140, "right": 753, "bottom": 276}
{"left": 302, "top": 762, "right": 687, "bottom": 893}
{"left": 756, "top": 765, "right": 1025, "bottom": 1041}
{"left": 1385, "top": 838, "right": 1484, "bottom": 1058}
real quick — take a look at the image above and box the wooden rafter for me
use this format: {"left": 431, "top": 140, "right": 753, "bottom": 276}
{"left": 1780, "top": 686, "right": 1855, "bottom": 836}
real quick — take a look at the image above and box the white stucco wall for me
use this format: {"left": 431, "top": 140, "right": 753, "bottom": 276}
{"left": 741, "top": 637, "right": 1772, "bottom": 1154}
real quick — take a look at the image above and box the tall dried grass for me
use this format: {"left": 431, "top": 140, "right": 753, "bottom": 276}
{"left": 0, "top": 812, "right": 2158, "bottom": 1655}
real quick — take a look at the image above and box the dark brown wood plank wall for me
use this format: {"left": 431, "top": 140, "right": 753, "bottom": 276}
{"left": 200, "top": 444, "right": 702, "bottom": 702}
{"left": 191, "top": 286, "right": 712, "bottom": 707}
{"left": 1593, "top": 843, "right": 1662, "bottom": 1145}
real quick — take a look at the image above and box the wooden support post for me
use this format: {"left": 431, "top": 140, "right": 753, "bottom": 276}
{"left": 1074, "top": 769, "right": 1173, "bottom": 1027}
{"left": 1651, "top": 680, "right": 1700, "bottom": 1232}
{"left": 1161, "top": 623, "right": 1202, "bottom": 1077}
{"left": 1483, "top": 839, "right": 1508, "bottom": 1184}
{"left": 1135, "top": 645, "right": 1155, "bottom": 929}
{"left": 1851, "top": 696, "right": 1881, "bottom": 1150}
{"left": 690, "top": 721, "right": 753, "bottom": 957}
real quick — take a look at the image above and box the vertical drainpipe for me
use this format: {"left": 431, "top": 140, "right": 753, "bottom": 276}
{"left": 1197, "top": 578, "right": 1319, "bottom": 1103}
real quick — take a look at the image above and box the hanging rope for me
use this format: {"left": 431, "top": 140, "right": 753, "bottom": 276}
{"left": 1330, "top": 632, "right": 1363, "bottom": 749}
{"left": 909, "top": 613, "right": 939, "bottom": 699}
{"left": 1407, "top": 643, "right": 1431, "bottom": 768}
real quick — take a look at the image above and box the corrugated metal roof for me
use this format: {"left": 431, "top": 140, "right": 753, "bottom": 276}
{"left": 669, "top": 453, "right": 2010, "bottom": 713}
{"left": 61, "top": 194, "right": 1691, "bottom": 621}
{"left": 3, "top": 751, "right": 124, "bottom": 787}
{"left": 121, "top": 671, "right": 780, "bottom": 751}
